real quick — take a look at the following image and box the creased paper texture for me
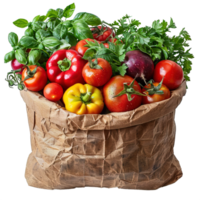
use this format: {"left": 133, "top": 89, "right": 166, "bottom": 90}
{"left": 20, "top": 81, "right": 186, "bottom": 190}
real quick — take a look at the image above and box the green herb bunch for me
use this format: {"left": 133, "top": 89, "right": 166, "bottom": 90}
{"left": 4, "top": 3, "right": 101, "bottom": 68}
{"left": 79, "top": 13, "right": 196, "bottom": 89}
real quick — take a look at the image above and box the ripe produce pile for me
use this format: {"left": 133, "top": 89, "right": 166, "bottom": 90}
{"left": 4, "top": 3, "right": 194, "bottom": 115}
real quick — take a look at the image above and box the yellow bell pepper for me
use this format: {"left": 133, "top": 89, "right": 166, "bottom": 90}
{"left": 63, "top": 83, "right": 104, "bottom": 115}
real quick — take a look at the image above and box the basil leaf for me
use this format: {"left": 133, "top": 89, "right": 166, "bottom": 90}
{"left": 73, "top": 20, "right": 93, "bottom": 40}
{"left": 19, "top": 36, "right": 38, "bottom": 48}
{"left": 33, "top": 15, "right": 47, "bottom": 23}
{"left": 4, "top": 51, "right": 15, "bottom": 63}
{"left": 47, "top": 19, "right": 60, "bottom": 30}
{"left": 15, "top": 49, "right": 27, "bottom": 65}
{"left": 46, "top": 9, "right": 58, "bottom": 18}
{"left": 28, "top": 50, "right": 42, "bottom": 65}
{"left": 63, "top": 3, "right": 75, "bottom": 18}
{"left": 43, "top": 37, "right": 62, "bottom": 49}
{"left": 53, "top": 24, "right": 68, "bottom": 39}
{"left": 32, "top": 21, "right": 45, "bottom": 31}
{"left": 8, "top": 32, "right": 18, "bottom": 47}
{"left": 13, "top": 18, "right": 28, "bottom": 28}
{"left": 25, "top": 28, "right": 34, "bottom": 37}
{"left": 55, "top": 7, "right": 64, "bottom": 19}
{"left": 57, "top": 39, "right": 71, "bottom": 50}
{"left": 36, "top": 29, "right": 52, "bottom": 42}
{"left": 65, "top": 32, "right": 78, "bottom": 46}
{"left": 74, "top": 12, "right": 101, "bottom": 26}
{"left": 62, "top": 20, "right": 72, "bottom": 28}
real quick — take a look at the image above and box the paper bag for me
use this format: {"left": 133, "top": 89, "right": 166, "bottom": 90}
{"left": 20, "top": 81, "right": 186, "bottom": 190}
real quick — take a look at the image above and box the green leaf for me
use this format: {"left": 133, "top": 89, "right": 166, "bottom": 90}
{"left": 46, "top": 9, "right": 58, "bottom": 18}
{"left": 53, "top": 24, "right": 68, "bottom": 39}
{"left": 47, "top": 19, "right": 60, "bottom": 30}
{"left": 8, "top": 32, "right": 18, "bottom": 47}
{"left": 56, "top": 8, "right": 64, "bottom": 18}
{"left": 25, "top": 28, "right": 34, "bottom": 37}
{"left": 4, "top": 51, "right": 15, "bottom": 63}
{"left": 65, "top": 32, "right": 78, "bottom": 46}
{"left": 15, "top": 49, "right": 27, "bottom": 65}
{"left": 74, "top": 12, "right": 101, "bottom": 26}
{"left": 168, "top": 16, "right": 179, "bottom": 29}
{"left": 36, "top": 29, "right": 52, "bottom": 41}
{"left": 28, "top": 50, "right": 42, "bottom": 65}
{"left": 19, "top": 36, "right": 38, "bottom": 48}
{"left": 43, "top": 36, "right": 62, "bottom": 49}
{"left": 13, "top": 18, "right": 28, "bottom": 28}
{"left": 32, "top": 21, "right": 45, "bottom": 31}
{"left": 180, "top": 28, "right": 191, "bottom": 41}
{"left": 152, "top": 20, "right": 163, "bottom": 34}
{"left": 118, "top": 63, "right": 128, "bottom": 76}
{"left": 73, "top": 20, "right": 93, "bottom": 40}
{"left": 82, "top": 48, "right": 96, "bottom": 60}
{"left": 32, "top": 15, "right": 47, "bottom": 23}
{"left": 63, "top": 3, "right": 75, "bottom": 18}
{"left": 57, "top": 39, "right": 71, "bottom": 50}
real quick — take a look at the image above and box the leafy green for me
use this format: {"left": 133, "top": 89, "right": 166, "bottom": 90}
{"left": 73, "top": 20, "right": 93, "bottom": 40}
{"left": 8, "top": 32, "right": 18, "bottom": 47}
{"left": 4, "top": 51, "right": 15, "bottom": 63}
{"left": 74, "top": 12, "right": 101, "bottom": 26}
{"left": 13, "top": 18, "right": 28, "bottom": 28}
{"left": 15, "top": 49, "right": 27, "bottom": 65}
{"left": 105, "top": 15, "right": 193, "bottom": 81}
{"left": 63, "top": 3, "right": 75, "bottom": 18}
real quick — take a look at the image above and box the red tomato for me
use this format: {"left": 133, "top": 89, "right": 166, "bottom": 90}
{"left": 11, "top": 59, "right": 24, "bottom": 74}
{"left": 142, "top": 82, "right": 171, "bottom": 104}
{"left": 44, "top": 83, "right": 63, "bottom": 102}
{"left": 154, "top": 60, "right": 183, "bottom": 90}
{"left": 91, "top": 26, "right": 115, "bottom": 41}
{"left": 103, "top": 43, "right": 109, "bottom": 48}
{"left": 109, "top": 38, "right": 118, "bottom": 44}
{"left": 103, "top": 75, "right": 142, "bottom": 112}
{"left": 22, "top": 65, "right": 47, "bottom": 92}
{"left": 75, "top": 38, "right": 100, "bottom": 56}
{"left": 82, "top": 58, "right": 112, "bottom": 87}
{"left": 70, "top": 46, "right": 76, "bottom": 50}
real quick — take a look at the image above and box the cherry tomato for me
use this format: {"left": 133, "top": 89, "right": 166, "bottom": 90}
{"left": 22, "top": 65, "right": 47, "bottom": 92}
{"left": 109, "top": 38, "right": 118, "bottom": 44}
{"left": 44, "top": 83, "right": 63, "bottom": 102}
{"left": 75, "top": 38, "right": 100, "bottom": 56}
{"left": 103, "top": 43, "right": 109, "bottom": 48}
{"left": 91, "top": 26, "right": 115, "bottom": 41}
{"left": 103, "top": 75, "right": 142, "bottom": 112}
{"left": 142, "top": 82, "right": 171, "bottom": 104}
{"left": 11, "top": 59, "right": 24, "bottom": 74}
{"left": 82, "top": 58, "right": 112, "bottom": 87}
{"left": 154, "top": 60, "right": 184, "bottom": 90}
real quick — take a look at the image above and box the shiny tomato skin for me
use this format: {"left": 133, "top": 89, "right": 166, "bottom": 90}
{"left": 22, "top": 65, "right": 47, "bottom": 92}
{"left": 11, "top": 59, "right": 24, "bottom": 74}
{"left": 103, "top": 43, "right": 109, "bottom": 48}
{"left": 154, "top": 60, "right": 184, "bottom": 90}
{"left": 75, "top": 38, "right": 100, "bottom": 56}
{"left": 103, "top": 75, "right": 142, "bottom": 112}
{"left": 142, "top": 83, "right": 171, "bottom": 104}
{"left": 44, "top": 83, "right": 63, "bottom": 102}
{"left": 91, "top": 26, "right": 114, "bottom": 41}
{"left": 109, "top": 38, "right": 123, "bottom": 44}
{"left": 82, "top": 58, "right": 112, "bottom": 87}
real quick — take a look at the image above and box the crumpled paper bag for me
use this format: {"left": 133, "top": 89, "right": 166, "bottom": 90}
{"left": 20, "top": 81, "right": 186, "bottom": 190}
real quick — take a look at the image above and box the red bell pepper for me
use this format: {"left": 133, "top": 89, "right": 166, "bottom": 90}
{"left": 46, "top": 49, "right": 87, "bottom": 89}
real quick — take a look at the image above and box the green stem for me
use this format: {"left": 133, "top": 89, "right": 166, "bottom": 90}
{"left": 57, "top": 58, "right": 71, "bottom": 71}
{"left": 81, "top": 92, "right": 92, "bottom": 103}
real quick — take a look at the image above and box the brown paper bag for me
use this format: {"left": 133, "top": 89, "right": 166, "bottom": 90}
{"left": 20, "top": 80, "right": 186, "bottom": 190}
